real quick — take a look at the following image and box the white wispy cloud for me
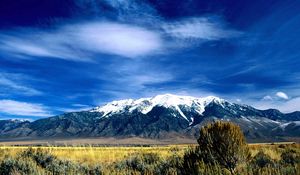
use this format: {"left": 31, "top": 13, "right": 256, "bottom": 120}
{"left": 0, "top": 100, "right": 52, "bottom": 117}
{"left": 0, "top": 73, "right": 42, "bottom": 96}
{"left": 102, "top": 73, "right": 173, "bottom": 98}
{"left": 235, "top": 99, "right": 242, "bottom": 103}
{"left": 278, "top": 97, "right": 300, "bottom": 112}
{"left": 92, "top": 62, "right": 175, "bottom": 103}
{"left": 252, "top": 97, "right": 300, "bottom": 113}
{"left": 276, "top": 91, "right": 289, "bottom": 100}
{"left": 163, "top": 17, "right": 241, "bottom": 41}
{"left": 75, "top": 0, "right": 160, "bottom": 24}
{"left": 56, "top": 104, "right": 92, "bottom": 113}
{"left": 262, "top": 95, "right": 273, "bottom": 100}
{"left": 0, "top": 15, "right": 242, "bottom": 61}
{"left": 102, "top": 0, "right": 160, "bottom": 23}
{"left": 70, "top": 22, "right": 163, "bottom": 58}
{"left": 126, "top": 74, "right": 173, "bottom": 87}
{"left": 0, "top": 22, "right": 163, "bottom": 60}
{"left": 250, "top": 91, "right": 299, "bottom": 113}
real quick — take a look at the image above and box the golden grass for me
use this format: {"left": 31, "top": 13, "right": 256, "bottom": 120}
{"left": 249, "top": 142, "right": 299, "bottom": 160}
{"left": 0, "top": 145, "right": 188, "bottom": 165}
{"left": 0, "top": 143, "right": 298, "bottom": 165}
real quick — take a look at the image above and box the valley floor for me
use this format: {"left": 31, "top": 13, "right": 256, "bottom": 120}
{"left": 0, "top": 143, "right": 297, "bottom": 164}
{"left": 0, "top": 143, "right": 299, "bottom": 174}
{"left": 0, "top": 137, "right": 197, "bottom": 146}
{"left": 0, "top": 136, "right": 298, "bottom": 146}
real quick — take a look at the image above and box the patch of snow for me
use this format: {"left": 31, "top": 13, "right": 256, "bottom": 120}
{"left": 174, "top": 105, "right": 189, "bottom": 122}
{"left": 241, "top": 116, "right": 252, "bottom": 123}
{"left": 90, "top": 93, "right": 228, "bottom": 120}
{"left": 189, "top": 117, "right": 194, "bottom": 126}
{"left": 239, "top": 107, "right": 246, "bottom": 111}
{"left": 279, "top": 121, "right": 300, "bottom": 130}
{"left": 240, "top": 116, "right": 282, "bottom": 129}
{"left": 90, "top": 99, "right": 134, "bottom": 117}
{"left": 9, "top": 119, "right": 29, "bottom": 123}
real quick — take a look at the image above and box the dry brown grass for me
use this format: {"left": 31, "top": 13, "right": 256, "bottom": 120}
{"left": 249, "top": 142, "right": 299, "bottom": 160}
{"left": 0, "top": 142, "right": 298, "bottom": 166}
{"left": 0, "top": 137, "right": 197, "bottom": 146}
{"left": 0, "top": 145, "right": 187, "bottom": 165}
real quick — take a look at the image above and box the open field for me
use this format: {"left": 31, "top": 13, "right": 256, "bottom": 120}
{"left": 0, "top": 142, "right": 298, "bottom": 174}
{"left": 0, "top": 137, "right": 197, "bottom": 146}
{"left": 0, "top": 145, "right": 188, "bottom": 165}
{"left": 0, "top": 143, "right": 298, "bottom": 165}
{"left": 0, "top": 137, "right": 298, "bottom": 146}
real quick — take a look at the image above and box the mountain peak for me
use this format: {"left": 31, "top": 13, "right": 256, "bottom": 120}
{"left": 150, "top": 93, "right": 195, "bottom": 107}
{"left": 90, "top": 94, "right": 227, "bottom": 119}
{"left": 149, "top": 93, "right": 224, "bottom": 107}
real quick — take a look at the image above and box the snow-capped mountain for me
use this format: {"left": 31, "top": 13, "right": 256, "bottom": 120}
{"left": 90, "top": 94, "right": 226, "bottom": 124}
{"left": 0, "top": 94, "right": 299, "bottom": 142}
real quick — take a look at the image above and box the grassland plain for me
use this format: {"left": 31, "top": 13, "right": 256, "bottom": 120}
{"left": 0, "top": 122, "right": 299, "bottom": 175}
{"left": 0, "top": 143, "right": 299, "bottom": 175}
{"left": 0, "top": 145, "right": 187, "bottom": 165}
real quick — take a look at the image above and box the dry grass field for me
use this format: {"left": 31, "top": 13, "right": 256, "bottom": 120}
{"left": 0, "top": 137, "right": 197, "bottom": 146}
{"left": 0, "top": 123, "right": 298, "bottom": 175}
{"left": 248, "top": 142, "right": 299, "bottom": 159}
{"left": 0, "top": 145, "right": 187, "bottom": 165}
{"left": 0, "top": 142, "right": 298, "bottom": 165}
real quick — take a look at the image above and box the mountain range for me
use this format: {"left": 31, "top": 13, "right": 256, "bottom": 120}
{"left": 0, "top": 94, "right": 299, "bottom": 142}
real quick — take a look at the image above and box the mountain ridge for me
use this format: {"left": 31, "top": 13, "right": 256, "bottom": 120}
{"left": 0, "top": 94, "right": 299, "bottom": 142}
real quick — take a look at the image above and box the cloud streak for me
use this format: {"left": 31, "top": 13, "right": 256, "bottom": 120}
{"left": 0, "top": 100, "right": 52, "bottom": 117}
{"left": 98, "top": 71, "right": 174, "bottom": 101}
{"left": 252, "top": 96, "right": 300, "bottom": 113}
{"left": 0, "top": 22, "right": 163, "bottom": 60}
{"left": 70, "top": 22, "right": 163, "bottom": 58}
{"left": 0, "top": 73, "right": 42, "bottom": 96}
{"left": 163, "top": 17, "right": 241, "bottom": 41}
{"left": 0, "top": 16, "right": 242, "bottom": 61}
{"left": 279, "top": 97, "right": 300, "bottom": 112}
{"left": 250, "top": 91, "right": 298, "bottom": 113}
{"left": 276, "top": 91, "right": 289, "bottom": 100}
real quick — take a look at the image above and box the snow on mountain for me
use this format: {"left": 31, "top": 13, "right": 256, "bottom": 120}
{"left": 90, "top": 94, "right": 227, "bottom": 121}
{"left": 1, "top": 94, "right": 299, "bottom": 140}
{"left": 279, "top": 121, "right": 300, "bottom": 130}
{"left": 9, "top": 119, "right": 30, "bottom": 123}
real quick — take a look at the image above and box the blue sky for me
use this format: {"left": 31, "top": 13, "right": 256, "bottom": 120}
{"left": 0, "top": 0, "right": 300, "bottom": 120}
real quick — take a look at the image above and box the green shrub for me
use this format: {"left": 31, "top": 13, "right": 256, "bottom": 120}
{"left": 197, "top": 121, "right": 250, "bottom": 175}
{"left": 156, "top": 153, "right": 181, "bottom": 175}
{"left": 0, "top": 157, "right": 42, "bottom": 175}
{"left": 20, "top": 148, "right": 56, "bottom": 168}
{"left": 0, "top": 158, "right": 16, "bottom": 175}
{"left": 17, "top": 148, "right": 103, "bottom": 175}
{"left": 114, "top": 152, "right": 161, "bottom": 174}
{"left": 46, "top": 159, "right": 81, "bottom": 175}
{"left": 88, "top": 165, "right": 103, "bottom": 175}
{"left": 281, "top": 149, "right": 300, "bottom": 166}
{"left": 139, "top": 152, "right": 160, "bottom": 165}
{"left": 251, "top": 150, "right": 275, "bottom": 168}
{"left": 180, "top": 147, "right": 201, "bottom": 175}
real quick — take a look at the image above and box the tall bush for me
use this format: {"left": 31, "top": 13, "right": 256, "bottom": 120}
{"left": 197, "top": 121, "right": 250, "bottom": 175}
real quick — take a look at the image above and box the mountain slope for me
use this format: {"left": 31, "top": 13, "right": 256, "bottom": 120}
{"left": 0, "top": 94, "right": 299, "bottom": 141}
